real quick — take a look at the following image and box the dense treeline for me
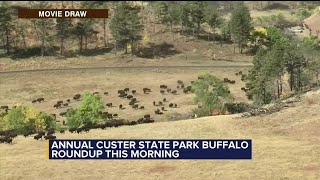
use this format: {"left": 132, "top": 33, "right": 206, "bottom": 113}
{"left": 0, "top": 1, "right": 257, "bottom": 57}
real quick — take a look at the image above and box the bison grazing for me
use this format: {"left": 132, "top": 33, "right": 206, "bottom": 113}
{"left": 47, "top": 129, "right": 55, "bottom": 135}
{"left": 163, "top": 98, "right": 167, "bottom": 102}
{"left": 44, "top": 135, "right": 56, "bottom": 140}
{"left": 60, "top": 112, "right": 67, "bottom": 117}
{"left": 118, "top": 90, "right": 125, "bottom": 94}
{"left": 131, "top": 98, "right": 137, "bottom": 102}
{"left": 32, "top": 100, "right": 37, "bottom": 103}
{"left": 129, "top": 121, "right": 137, "bottom": 126}
{"left": 127, "top": 95, "right": 133, "bottom": 99}
{"left": 169, "top": 103, "right": 174, "bottom": 108}
{"left": 57, "top": 100, "right": 63, "bottom": 104}
{"left": 139, "top": 106, "right": 145, "bottom": 110}
{"left": 106, "top": 103, "right": 113, "bottom": 108}
{"left": 104, "top": 92, "right": 109, "bottom": 95}
{"left": 0, "top": 137, "right": 13, "bottom": 144}
{"left": 137, "top": 118, "right": 144, "bottom": 124}
{"left": 158, "top": 101, "right": 163, "bottom": 106}
{"left": 129, "top": 100, "right": 135, "bottom": 106}
{"left": 229, "top": 80, "right": 236, "bottom": 84}
{"left": 183, "top": 88, "right": 189, "bottom": 94}
{"left": 23, "top": 131, "right": 33, "bottom": 137}
{"left": 73, "top": 94, "right": 81, "bottom": 101}
{"left": 0, "top": 105, "right": 8, "bottom": 110}
{"left": 54, "top": 103, "right": 61, "bottom": 109}
{"left": 69, "top": 128, "right": 76, "bottom": 133}
{"left": 60, "top": 130, "right": 65, "bottom": 134}
{"left": 34, "top": 134, "right": 43, "bottom": 140}
{"left": 9, "top": 132, "right": 18, "bottom": 139}
{"left": 93, "top": 92, "right": 99, "bottom": 95}
{"left": 37, "top": 98, "right": 45, "bottom": 103}
{"left": 160, "top": 85, "right": 167, "bottom": 89}
{"left": 38, "top": 131, "right": 46, "bottom": 137}
{"left": 241, "top": 74, "right": 247, "bottom": 81}
{"left": 171, "top": 90, "right": 177, "bottom": 94}
{"left": 143, "top": 88, "right": 151, "bottom": 94}
{"left": 63, "top": 103, "right": 68, "bottom": 107}
{"left": 76, "top": 128, "right": 83, "bottom": 134}
{"left": 154, "top": 109, "right": 160, "bottom": 114}
{"left": 144, "top": 114, "right": 151, "bottom": 119}
{"left": 132, "top": 90, "right": 136, "bottom": 94}
{"left": 5, "top": 137, "right": 12, "bottom": 144}
{"left": 66, "top": 99, "right": 71, "bottom": 103}
{"left": 124, "top": 88, "right": 130, "bottom": 92}
{"left": 142, "top": 118, "right": 154, "bottom": 123}
{"left": 177, "top": 80, "right": 183, "bottom": 85}
{"left": 119, "top": 93, "right": 127, "bottom": 98}
{"left": 132, "top": 104, "right": 139, "bottom": 109}
{"left": 0, "top": 137, "right": 6, "bottom": 144}
{"left": 160, "top": 90, "right": 165, "bottom": 94}
{"left": 84, "top": 127, "right": 90, "bottom": 133}
{"left": 223, "top": 78, "right": 229, "bottom": 83}
{"left": 113, "top": 114, "right": 118, "bottom": 118}
{"left": 100, "top": 124, "right": 107, "bottom": 130}
{"left": 167, "top": 88, "right": 172, "bottom": 93}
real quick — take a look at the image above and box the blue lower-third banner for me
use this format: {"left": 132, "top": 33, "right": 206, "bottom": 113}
{"left": 48, "top": 139, "right": 252, "bottom": 160}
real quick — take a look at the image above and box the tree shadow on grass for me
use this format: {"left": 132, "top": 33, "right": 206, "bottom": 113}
{"left": 79, "top": 46, "right": 114, "bottom": 57}
{"left": 9, "top": 46, "right": 59, "bottom": 60}
{"left": 135, "top": 42, "right": 180, "bottom": 59}
{"left": 5, "top": 46, "right": 114, "bottom": 60}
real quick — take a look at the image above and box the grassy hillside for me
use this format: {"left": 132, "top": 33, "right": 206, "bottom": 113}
{"left": 0, "top": 90, "right": 319, "bottom": 180}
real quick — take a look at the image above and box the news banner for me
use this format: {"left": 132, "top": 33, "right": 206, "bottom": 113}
{"left": 48, "top": 139, "right": 252, "bottom": 160}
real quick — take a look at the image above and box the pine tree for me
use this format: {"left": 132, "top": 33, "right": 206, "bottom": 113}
{"left": 56, "top": 18, "right": 72, "bottom": 56}
{"left": 153, "top": 2, "right": 179, "bottom": 38}
{"left": 178, "top": 3, "right": 191, "bottom": 38}
{"left": 74, "top": 22, "right": 86, "bottom": 53}
{"left": 29, "top": 1, "right": 54, "bottom": 57}
{"left": 188, "top": 1, "right": 207, "bottom": 38}
{"left": 80, "top": 1, "right": 98, "bottom": 51}
{"left": 110, "top": 2, "right": 143, "bottom": 55}
{"left": 205, "top": 8, "right": 222, "bottom": 41}
{"left": 0, "top": 2, "right": 13, "bottom": 54}
{"left": 127, "top": 7, "right": 143, "bottom": 56}
{"left": 230, "top": 2, "right": 253, "bottom": 54}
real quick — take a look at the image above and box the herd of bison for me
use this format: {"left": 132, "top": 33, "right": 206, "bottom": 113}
{"left": 0, "top": 71, "right": 247, "bottom": 145}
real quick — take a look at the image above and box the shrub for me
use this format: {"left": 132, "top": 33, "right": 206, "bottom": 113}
{"left": 224, "top": 102, "right": 250, "bottom": 114}
{"left": 66, "top": 109, "right": 82, "bottom": 129}
{"left": 4, "top": 106, "right": 30, "bottom": 133}
{"left": 3, "top": 105, "right": 55, "bottom": 133}
{"left": 167, "top": 112, "right": 192, "bottom": 121}
{"left": 191, "top": 74, "right": 233, "bottom": 117}
{"left": 66, "top": 92, "right": 104, "bottom": 128}
{"left": 41, "top": 113, "right": 56, "bottom": 130}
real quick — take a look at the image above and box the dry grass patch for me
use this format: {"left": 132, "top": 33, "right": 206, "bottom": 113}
{"left": 0, "top": 68, "right": 249, "bottom": 123}
{"left": 0, "top": 110, "right": 319, "bottom": 179}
